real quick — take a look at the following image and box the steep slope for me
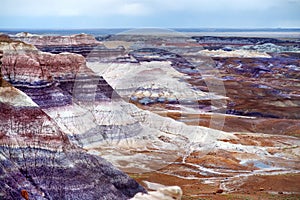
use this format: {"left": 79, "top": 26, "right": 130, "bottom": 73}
{"left": 0, "top": 40, "right": 146, "bottom": 200}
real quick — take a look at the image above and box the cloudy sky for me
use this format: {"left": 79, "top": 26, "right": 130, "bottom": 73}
{"left": 1, "top": 0, "right": 299, "bottom": 29}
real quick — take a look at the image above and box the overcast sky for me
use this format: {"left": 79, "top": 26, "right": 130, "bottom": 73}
{"left": 1, "top": 0, "right": 299, "bottom": 29}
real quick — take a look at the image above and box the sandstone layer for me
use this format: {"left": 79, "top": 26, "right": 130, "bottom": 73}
{"left": 0, "top": 82, "right": 146, "bottom": 199}
{"left": 13, "top": 33, "right": 104, "bottom": 57}
{"left": 0, "top": 37, "right": 146, "bottom": 200}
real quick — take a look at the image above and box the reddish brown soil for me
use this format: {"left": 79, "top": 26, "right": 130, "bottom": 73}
{"left": 129, "top": 172, "right": 300, "bottom": 200}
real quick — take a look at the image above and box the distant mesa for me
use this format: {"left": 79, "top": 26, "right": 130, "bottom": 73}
{"left": 12, "top": 32, "right": 105, "bottom": 57}
{"left": 0, "top": 34, "right": 90, "bottom": 87}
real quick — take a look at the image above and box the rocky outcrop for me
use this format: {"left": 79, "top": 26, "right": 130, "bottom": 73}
{"left": 0, "top": 36, "right": 88, "bottom": 86}
{"left": 130, "top": 85, "right": 179, "bottom": 105}
{"left": 0, "top": 81, "right": 146, "bottom": 199}
{"left": 2, "top": 51, "right": 86, "bottom": 86}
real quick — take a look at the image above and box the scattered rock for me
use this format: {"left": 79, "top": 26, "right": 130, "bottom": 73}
{"left": 131, "top": 186, "right": 182, "bottom": 200}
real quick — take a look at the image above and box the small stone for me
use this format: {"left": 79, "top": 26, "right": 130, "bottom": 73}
{"left": 216, "top": 189, "right": 224, "bottom": 194}
{"left": 21, "top": 190, "right": 29, "bottom": 200}
{"left": 259, "top": 188, "right": 264, "bottom": 191}
{"left": 278, "top": 191, "right": 283, "bottom": 194}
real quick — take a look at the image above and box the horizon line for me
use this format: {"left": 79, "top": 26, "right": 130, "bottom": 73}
{"left": 1, "top": 27, "right": 300, "bottom": 30}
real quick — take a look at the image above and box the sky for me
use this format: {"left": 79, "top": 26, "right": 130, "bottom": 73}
{"left": 1, "top": 0, "right": 300, "bottom": 29}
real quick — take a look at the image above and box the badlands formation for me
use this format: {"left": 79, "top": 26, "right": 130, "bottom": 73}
{"left": 0, "top": 31, "right": 299, "bottom": 199}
